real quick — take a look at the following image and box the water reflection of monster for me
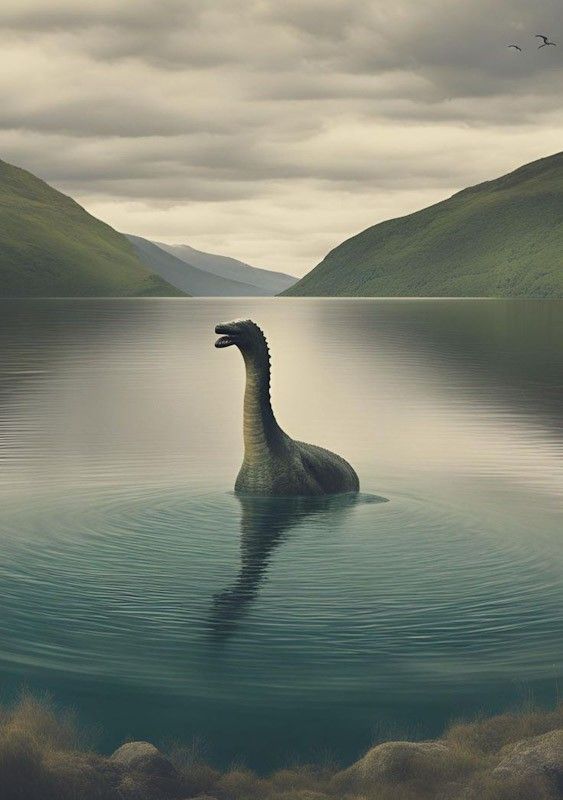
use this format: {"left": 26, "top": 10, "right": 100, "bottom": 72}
{"left": 215, "top": 319, "right": 359, "bottom": 496}
{"left": 210, "top": 493, "right": 385, "bottom": 637}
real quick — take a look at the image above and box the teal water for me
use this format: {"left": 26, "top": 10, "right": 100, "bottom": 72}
{"left": 0, "top": 298, "right": 561, "bottom": 770}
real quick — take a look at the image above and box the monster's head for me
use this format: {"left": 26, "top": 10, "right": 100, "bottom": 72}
{"left": 214, "top": 319, "right": 268, "bottom": 358}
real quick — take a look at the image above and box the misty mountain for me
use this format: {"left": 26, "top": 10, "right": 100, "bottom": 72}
{"left": 126, "top": 235, "right": 270, "bottom": 296}
{"left": 154, "top": 241, "right": 296, "bottom": 295}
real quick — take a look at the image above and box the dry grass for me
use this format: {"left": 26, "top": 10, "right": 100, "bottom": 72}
{"left": 0, "top": 694, "right": 561, "bottom": 800}
{"left": 461, "top": 771, "right": 557, "bottom": 800}
{"left": 444, "top": 703, "right": 563, "bottom": 756}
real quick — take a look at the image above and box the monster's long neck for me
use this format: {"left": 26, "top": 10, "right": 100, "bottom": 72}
{"left": 241, "top": 344, "right": 285, "bottom": 461}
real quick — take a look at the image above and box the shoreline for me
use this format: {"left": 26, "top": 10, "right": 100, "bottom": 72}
{"left": 2, "top": 694, "right": 562, "bottom": 800}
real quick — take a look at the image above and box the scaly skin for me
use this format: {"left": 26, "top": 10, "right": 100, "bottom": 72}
{"left": 215, "top": 319, "right": 360, "bottom": 496}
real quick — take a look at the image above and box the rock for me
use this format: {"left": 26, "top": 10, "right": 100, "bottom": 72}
{"left": 336, "top": 739, "right": 452, "bottom": 789}
{"left": 111, "top": 741, "right": 176, "bottom": 776}
{"left": 494, "top": 728, "right": 563, "bottom": 788}
{"left": 110, "top": 741, "right": 182, "bottom": 797}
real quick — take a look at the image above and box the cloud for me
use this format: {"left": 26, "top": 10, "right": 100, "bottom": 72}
{"left": 0, "top": 0, "right": 561, "bottom": 274}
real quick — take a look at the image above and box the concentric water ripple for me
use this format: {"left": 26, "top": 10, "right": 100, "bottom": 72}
{"left": 0, "top": 482, "right": 560, "bottom": 694}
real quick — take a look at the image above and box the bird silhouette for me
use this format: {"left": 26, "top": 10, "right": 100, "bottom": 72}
{"left": 536, "top": 34, "right": 557, "bottom": 48}
{"left": 507, "top": 44, "right": 522, "bottom": 51}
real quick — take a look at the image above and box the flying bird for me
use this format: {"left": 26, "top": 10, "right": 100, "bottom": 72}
{"left": 536, "top": 34, "right": 557, "bottom": 48}
{"left": 507, "top": 44, "right": 522, "bottom": 51}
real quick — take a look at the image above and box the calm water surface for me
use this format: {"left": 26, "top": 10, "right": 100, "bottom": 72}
{"left": 0, "top": 298, "right": 561, "bottom": 769}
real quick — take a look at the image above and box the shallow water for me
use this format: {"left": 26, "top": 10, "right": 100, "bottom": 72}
{"left": 0, "top": 298, "right": 561, "bottom": 769}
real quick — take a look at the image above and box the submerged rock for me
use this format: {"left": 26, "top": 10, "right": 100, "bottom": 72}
{"left": 336, "top": 739, "right": 452, "bottom": 789}
{"left": 110, "top": 741, "right": 182, "bottom": 797}
{"left": 494, "top": 728, "right": 563, "bottom": 787}
{"left": 111, "top": 741, "right": 174, "bottom": 773}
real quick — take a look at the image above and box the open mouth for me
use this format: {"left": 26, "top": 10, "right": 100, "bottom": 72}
{"left": 215, "top": 324, "right": 238, "bottom": 348}
{"left": 215, "top": 335, "right": 235, "bottom": 348}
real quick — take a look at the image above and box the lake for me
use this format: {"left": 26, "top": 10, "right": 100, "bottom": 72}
{"left": 0, "top": 298, "right": 561, "bottom": 771}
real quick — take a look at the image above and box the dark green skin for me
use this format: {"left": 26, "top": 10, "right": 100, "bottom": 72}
{"left": 215, "top": 319, "right": 360, "bottom": 496}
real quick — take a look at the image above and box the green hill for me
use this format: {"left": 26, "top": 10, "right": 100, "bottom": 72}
{"left": 0, "top": 159, "right": 185, "bottom": 297}
{"left": 283, "top": 152, "right": 563, "bottom": 297}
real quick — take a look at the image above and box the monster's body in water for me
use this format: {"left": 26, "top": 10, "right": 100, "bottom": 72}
{"left": 215, "top": 319, "right": 359, "bottom": 496}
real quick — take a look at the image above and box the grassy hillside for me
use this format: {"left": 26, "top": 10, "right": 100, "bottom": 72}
{"left": 0, "top": 159, "right": 185, "bottom": 297}
{"left": 284, "top": 152, "right": 563, "bottom": 297}
{"left": 127, "top": 235, "right": 269, "bottom": 296}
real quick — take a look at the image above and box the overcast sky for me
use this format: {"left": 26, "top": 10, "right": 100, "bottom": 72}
{"left": 1, "top": 0, "right": 561, "bottom": 275}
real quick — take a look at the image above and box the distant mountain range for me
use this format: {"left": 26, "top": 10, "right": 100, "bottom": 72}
{"left": 0, "top": 159, "right": 183, "bottom": 297}
{"left": 128, "top": 236, "right": 296, "bottom": 296}
{"left": 1, "top": 153, "right": 561, "bottom": 298}
{"left": 155, "top": 242, "right": 296, "bottom": 294}
{"left": 284, "top": 152, "right": 563, "bottom": 297}
{"left": 0, "top": 157, "right": 296, "bottom": 297}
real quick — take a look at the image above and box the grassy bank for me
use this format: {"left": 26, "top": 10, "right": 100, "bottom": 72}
{"left": 0, "top": 694, "right": 562, "bottom": 799}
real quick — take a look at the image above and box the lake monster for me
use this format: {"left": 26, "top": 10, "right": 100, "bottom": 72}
{"left": 215, "top": 319, "right": 360, "bottom": 496}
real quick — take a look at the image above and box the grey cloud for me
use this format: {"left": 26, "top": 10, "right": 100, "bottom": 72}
{"left": 0, "top": 0, "right": 197, "bottom": 33}
{"left": 1, "top": 121, "right": 531, "bottom": 205}
{"left": 1, "top": 101, "right": 203, "bottom": 138}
